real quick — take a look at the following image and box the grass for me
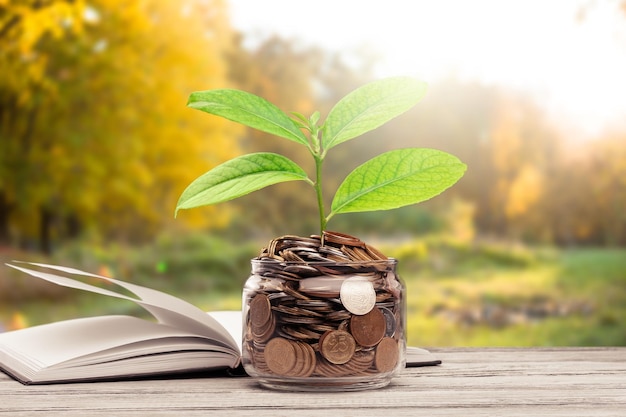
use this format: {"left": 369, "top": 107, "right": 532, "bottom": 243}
{"left": 1, "top": 236, "right": 624, "bottom": 347}
{"left": 395, "top": 242, "right": 626, "bottom": 347}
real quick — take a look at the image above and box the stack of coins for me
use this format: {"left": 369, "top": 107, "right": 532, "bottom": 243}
{"left": 243, "top": 231, "right": 403, "bottom": 380}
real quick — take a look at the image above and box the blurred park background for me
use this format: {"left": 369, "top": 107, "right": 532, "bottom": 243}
{"left": 1, "top": 0, "right": 625, "bottom": 347}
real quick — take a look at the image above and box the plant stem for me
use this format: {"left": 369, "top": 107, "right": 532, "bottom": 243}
{"left": 313, "top": 154, "right": 327, "bottom": 233}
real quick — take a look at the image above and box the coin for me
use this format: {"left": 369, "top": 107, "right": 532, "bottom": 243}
{"left": 272, "top": 304, "right": 322, "bottom": 317}
{"left": 287, "top": 341, "right": 307, "bottom": 377}
{"left": 281, "top": 250, "right": 305, "bottom": 262}
{"left": 280, "top": 315, "right": 323, "bottom": 325}
{"left": 380, "top": 307, "right": 397, "bottom": 336}
{"left": 249, "top": 294, "right": 272, "bottom": 328}
{"left": 288, "top": 341, "right": 317, "bottom": 377}
{"left": 299, "top": 252, "right": 328, "bottom": 262}
{"left": 281, "top": 325, "right": 320, "bottom": 341}
{"left": 364, "top": 243, "right": 388, "bottom": 260}
{"left": 323, "top": 230, "right": 365, "bottom": 248}
{"left": 325, "top": 309, "right": 351, "bottom": 321}
{"left": 264, "top": 269, "right": 301, "bottom": 281}
{"left": 251, "top": 311, "right": 275, "bottom": 343}
{"left": 341, "top": 246, "right": 372, "bottom": 261}
{"left": 299, "top": 275, "right": 346, "bottom": 297}
{"left": 284, "top": 264, "right": 320, "bottom": 276}
{"left": 319, "top": 330, "right": 356, "bottom": 365}
{"left": 374, "top": 337, "right": 399, "bottom": 372}
{"left": 297, "top": 341, "right": 317, "bottom": 377}
{"left": 340, "top": 276, "right": 376, "bottom": 315}
{"left": 296, "top": 299, "right": 333, "bottom": 312}
{"left": 309, "top": 323, "right": 335, "bottom": 333}
{"left": 283, "top": 284, "right": 311, "bottom": 300}
{"left": 264, "top": 337, "right": 297, "bottom": 376}
{"left": 314, "top": 350, "right": 374, "bottom": 377}
{"left": 350, "top": 307, "right": 386, "bottom": 347}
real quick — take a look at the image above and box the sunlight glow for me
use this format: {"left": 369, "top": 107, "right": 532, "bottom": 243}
{"left": 229, "top": 0, "right": 626, "bottom": 138}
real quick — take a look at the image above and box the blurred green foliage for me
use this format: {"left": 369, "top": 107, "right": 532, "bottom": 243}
{"left": 2, "top": 235, "right": 624, "bottom": 347}
{"left": 396, "top": 241, "right": 626, "bottom": 347}
{"left": 51, "top": 232, "right": 259, "bottom": 294}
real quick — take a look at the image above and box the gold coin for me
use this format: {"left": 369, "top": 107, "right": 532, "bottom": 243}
{"left": 350, "top": 307, "right": 386, "bottom": 347}
{"left": 319, "top": 330, "right": 356, "bottom": 365}
{"left": 264, "top": 337, "right": 297, "bottom": 376}
{"left": 374, "top": 337, "right": 399, "bottom": 372}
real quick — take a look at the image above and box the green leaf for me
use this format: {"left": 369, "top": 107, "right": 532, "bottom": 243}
{"left": 188, "top": 89, "right": 309, "bottom": 146}
{"left": 322, "top": 77, "right": 428, "bottom": 151}
{"left": 330, "top": 148, "right": 467, "bottom": 216}
{"left": 175, "top": 152, "right": 310, "bottom": 215}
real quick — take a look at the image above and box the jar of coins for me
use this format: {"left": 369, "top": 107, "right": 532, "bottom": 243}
{"left": 242, "top": 231, "right": 406, "bottom": 391}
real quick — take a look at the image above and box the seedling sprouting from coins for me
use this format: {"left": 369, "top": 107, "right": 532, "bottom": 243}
{"left": 175, "top": 76, "right": 467, "bottom": 234}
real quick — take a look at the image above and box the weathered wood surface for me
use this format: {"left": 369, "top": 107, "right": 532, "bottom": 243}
{"left": 1, "top": 347, "right": 624, "bottom": 416}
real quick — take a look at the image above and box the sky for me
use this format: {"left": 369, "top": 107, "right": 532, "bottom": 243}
{"left": 228, "top": 0, "right": 626, "bottom": 139}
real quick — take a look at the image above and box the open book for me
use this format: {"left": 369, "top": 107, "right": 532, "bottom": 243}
{"left": 0, "top": 262, "right": 440, "bottom": 385}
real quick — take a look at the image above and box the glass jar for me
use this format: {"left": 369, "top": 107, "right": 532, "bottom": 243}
{"left": 242, "top": 258, "right": 406, "bottom": 391}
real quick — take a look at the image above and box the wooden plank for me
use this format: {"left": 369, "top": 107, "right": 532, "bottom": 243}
{"left": 1, "top": 348, "right": 624, "bottom": 416}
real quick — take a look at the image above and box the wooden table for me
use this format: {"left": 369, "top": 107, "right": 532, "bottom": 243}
{"left": 1, "top": 347, "right": 624, "bottom": 416}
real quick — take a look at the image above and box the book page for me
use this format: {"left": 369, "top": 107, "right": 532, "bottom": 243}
{"left": 5, "top": 262, "right": 238, "bottom": 352}
{"left": 207, "top": 311, "right": 243, "bottom": 353}
{"left": 0, "top": 316, "right": 229, "bottom": 368}
{"left": 0, "top": 315, "right": 241, "bottom": 383}
{"left": 406, "top": 346, "right": 442, "bottom": 367}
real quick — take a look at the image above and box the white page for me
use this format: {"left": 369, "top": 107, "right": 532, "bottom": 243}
{"left": 406, "top": 346, "right": 441, "bottom": 366}
{"left": 5, "top": 262, "right": 238, "bottom": 351}
{"left": 207, "top": 311, "right": 242, "bottom": 353}
{"left": 0, "top": 316, "right": 241, "bottom": 384}
{"left": 0, "top": 316, "right": 227, "bottom": 368}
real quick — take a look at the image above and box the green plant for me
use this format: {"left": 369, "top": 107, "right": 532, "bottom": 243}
{"left": 175, "top": 77, "right": 467, "bottom": 234}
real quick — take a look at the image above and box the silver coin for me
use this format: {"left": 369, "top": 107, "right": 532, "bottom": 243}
{"left": 339, "top": 276, "right": 376, "bottom": 315}
{"left": 380, "top": 307, "right": 397, "bottom": 336}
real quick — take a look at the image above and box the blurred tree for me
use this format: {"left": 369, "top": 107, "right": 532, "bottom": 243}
{"left": 0, "top": 0, "right": 240, "bottom": 252}
{"left": 505, "top": 164, "right": 545, "bottom": 241}
{"left": 587, "top": 134, "right": 626, "bottom": 245}
{"left": 0, "top": 0, "right": 86, "bottom": 248}
{"left": 344, "top": 79, "right": 571, "bottom": 243}
{"left": 487, "top": 95, "right": 560, "bottom": 241}
{"left": 545, "top": 133, "right": 626, "bottom": 247}
{"left": 546, "top": 150, "right": 597, "bottom": 245}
